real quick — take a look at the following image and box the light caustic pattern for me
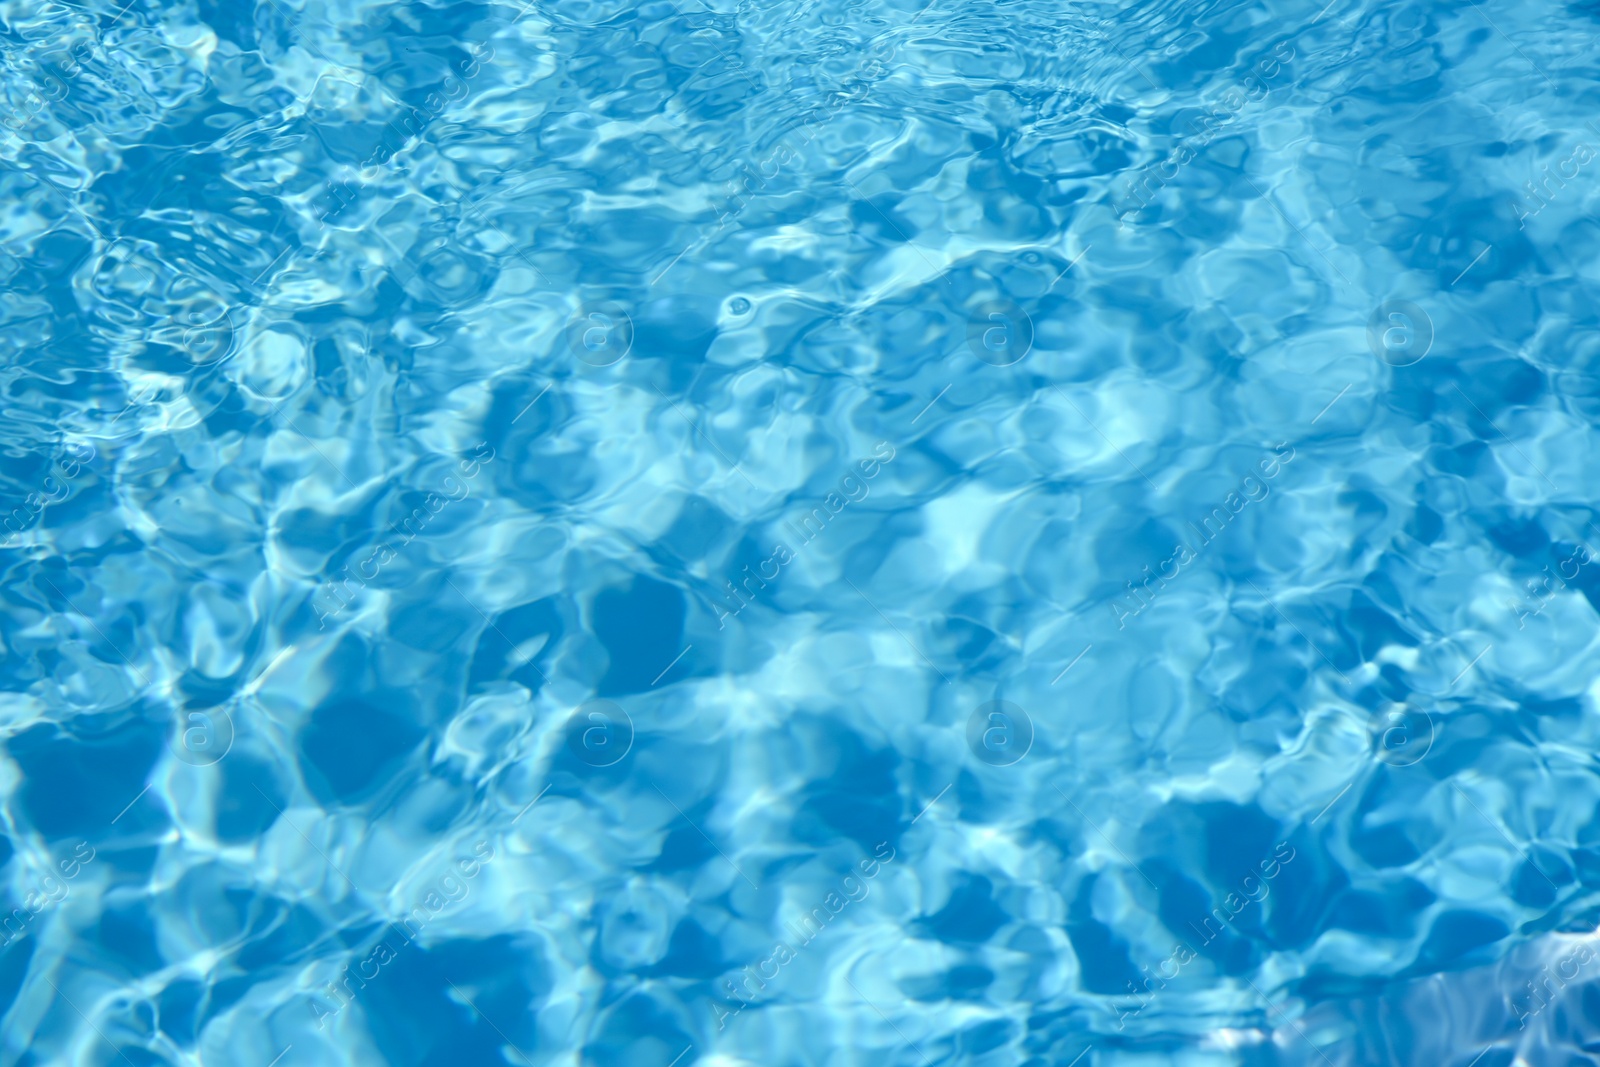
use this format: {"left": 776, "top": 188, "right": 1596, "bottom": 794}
{"left": 1, "top": 0, "right": 1599, "bottom": 1065}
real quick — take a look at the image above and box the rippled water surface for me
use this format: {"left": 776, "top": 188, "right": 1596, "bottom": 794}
{"left": 3, "top": 0, "right": 1600, "bottom": 1063}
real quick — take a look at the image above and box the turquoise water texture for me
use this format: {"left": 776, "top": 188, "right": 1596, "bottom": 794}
{"left": 2, "top": 0, "right": 1600, "bottom": 1065}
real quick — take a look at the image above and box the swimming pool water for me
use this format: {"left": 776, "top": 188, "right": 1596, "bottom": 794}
{"left": 2, "top": 0, "right": 1599, "bottom": 1064}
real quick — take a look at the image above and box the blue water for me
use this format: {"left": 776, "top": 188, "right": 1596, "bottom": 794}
{"left": 1, "top": 0, "right": 1598, "bottom": 1063}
